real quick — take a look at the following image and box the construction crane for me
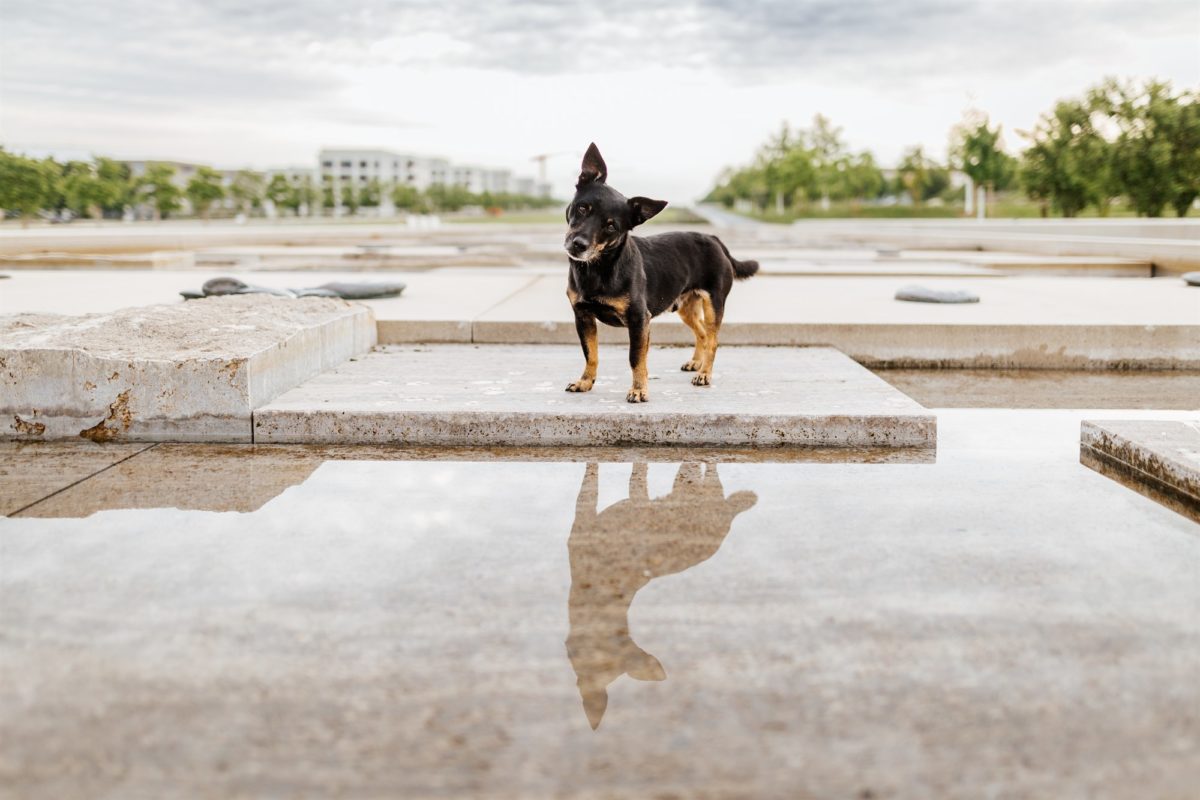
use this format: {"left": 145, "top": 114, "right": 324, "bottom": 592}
{"left": 530, "top": 151, "right": 572, "bottom": 184}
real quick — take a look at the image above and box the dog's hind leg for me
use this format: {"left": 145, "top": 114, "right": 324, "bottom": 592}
{"left": 692, "top": 292, "right": 723, "bottom": 387}
{"left": 677, "top": 293, "right": 707, "bottom": 372}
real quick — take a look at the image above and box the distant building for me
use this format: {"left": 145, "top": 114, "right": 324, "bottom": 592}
{"left": 318, "top": 148, "right": 539, "bottom": 199}
{"left": 318, "top": 148, "right": 451, "bottom": 191}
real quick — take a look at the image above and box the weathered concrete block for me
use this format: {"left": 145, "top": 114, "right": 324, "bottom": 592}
{"left": 2, "top": 295, "right": 376, "bottom": 442}
{"left": 254, "top": 345, "right": 936, "bottom": 448}
{"left": 1081, "top": 419, "right": 1200, "bottom": 521}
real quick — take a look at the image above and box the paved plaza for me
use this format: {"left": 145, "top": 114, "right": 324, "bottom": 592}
{"left": 1, "top": 216, "right": 1197, "bottom": 798}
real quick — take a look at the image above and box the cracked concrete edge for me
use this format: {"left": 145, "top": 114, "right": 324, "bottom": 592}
{"left": 1080, "top": 420, "right": 1200, "bottom": 521}
{"left": 251, "top": 410, "right": 938, "bottom": 448}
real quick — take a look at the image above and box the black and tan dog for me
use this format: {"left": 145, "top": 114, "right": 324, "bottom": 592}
{"left": 563, "top": 143, "right": 759, "bottom": 403}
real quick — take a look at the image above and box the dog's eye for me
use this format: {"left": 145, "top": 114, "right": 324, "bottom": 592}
{"left": 576, "top": 204, "right": 589, "bottom": 215}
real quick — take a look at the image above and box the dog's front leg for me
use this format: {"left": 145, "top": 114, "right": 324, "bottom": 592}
{"left": 626, "top": 311, "right": 650, "bottom": 403}
{"left": 566, "top": 311, "right": 598, "bottom": 392}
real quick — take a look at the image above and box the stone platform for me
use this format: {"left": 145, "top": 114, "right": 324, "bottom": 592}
{"left": 1, "top": 295, "right": 376, "bottom": 442}
{"left": 254, "top": 345, "right": 936, "bottom": 447}
{"left": 1081, "top": 419, "right": 1200, "bottom": 521}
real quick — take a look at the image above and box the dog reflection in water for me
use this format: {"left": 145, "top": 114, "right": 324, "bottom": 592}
{"left": 565, "top": 462, "right": 757, "bottom": 729}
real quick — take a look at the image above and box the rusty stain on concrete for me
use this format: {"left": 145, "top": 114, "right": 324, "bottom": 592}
{"left": 11, "top": 415, "right": 45, "bottom": 436}
{"left": 78, "top": 390, "right": 133, "bottom": 442}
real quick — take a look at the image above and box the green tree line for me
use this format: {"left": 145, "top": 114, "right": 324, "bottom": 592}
{"left": 0, "top": 152, "right": 557, "bottom": 221}
{"left": 707, "top": 78, "right": 1199, "bottom": 218}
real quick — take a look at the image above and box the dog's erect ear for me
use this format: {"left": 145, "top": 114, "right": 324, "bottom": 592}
{"left": 628, "top": 196, "right": 668, "bottom": 227}
{"left": 577, "top": 143, "right": 607, "bottom": 187}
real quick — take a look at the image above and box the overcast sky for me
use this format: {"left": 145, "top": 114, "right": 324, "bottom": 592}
{"left": 2, "top": 0, "right": 1197, "bottom": 201}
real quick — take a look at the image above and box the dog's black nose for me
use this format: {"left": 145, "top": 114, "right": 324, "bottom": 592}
{"left": 567, "top": 237, "right": 588, "bottom": 256}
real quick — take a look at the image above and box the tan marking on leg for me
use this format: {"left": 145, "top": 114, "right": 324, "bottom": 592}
{"left": 627, "top": 326, "right": 649, "bottom": 403}
{"left": 676, "top": 293, "right": 707, "bottom": 371}
{"left": 566, "top": 286, "right": 580, "bottom": 305}
{"left": 567, "top": 320, "right": 598, "bottom": 392}
{"left": 693, "top": 292, "right": 719, "bottom": 387}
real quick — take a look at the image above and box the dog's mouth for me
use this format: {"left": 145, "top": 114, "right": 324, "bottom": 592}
{"left": 564, "top": 235, "right": 617, "bottom": 263}
{"left": 564, "top": 239, "right": 604, "bottom": 262}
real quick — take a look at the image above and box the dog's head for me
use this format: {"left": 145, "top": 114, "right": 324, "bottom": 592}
{"left": 564, "top": 143, "right": 667, "bottom": 262}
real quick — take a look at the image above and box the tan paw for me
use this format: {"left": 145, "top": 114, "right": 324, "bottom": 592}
{"left": 566, "top": 379, "right": 594, "bottom": 392}
{"left": 626, "top": 388, "right": 648, "bottom": 403}
{"left": 680, "top": 359, "right": 702, "bottom": 371}
{"left": 691, "top": 373, "right": 711, "bottom": 386}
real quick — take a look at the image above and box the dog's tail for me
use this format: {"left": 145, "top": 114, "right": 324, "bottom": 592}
{"left": 716, "top": 238, "right": 759, "bottom": 280}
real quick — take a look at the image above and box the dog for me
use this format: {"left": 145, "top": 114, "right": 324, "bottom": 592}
{"left": 563, "top": 143, "right": 759, "bottom": 403}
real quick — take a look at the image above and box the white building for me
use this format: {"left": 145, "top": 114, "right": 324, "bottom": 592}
{"left": 319, "top": 149, "right": 453, "bottom": 192}
{"left": 315, "top": 147, "right": 544, "bottom": 208}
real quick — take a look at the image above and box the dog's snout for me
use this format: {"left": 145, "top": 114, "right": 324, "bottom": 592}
{"left": 567, "top": 236, "right": 589, "bottom": 256}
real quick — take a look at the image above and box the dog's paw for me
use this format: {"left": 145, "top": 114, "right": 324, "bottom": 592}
{"left": 626, "top": 388, "right": 648, "bottom": 403}
{"left": 691, "top": 373, "right": 711, "bottom": 387}
{"left": 566, "top": 379, "right": 594, "bottom": 392}
{"left": 680, "top": 359, "right": 702, "bottom": 372}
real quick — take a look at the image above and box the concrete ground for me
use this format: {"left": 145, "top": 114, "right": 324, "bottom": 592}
{"left": 2, "top": 218, "right": 1197, "bottom": 798}
{"left": 3, "top": 268, "right": 1198, "bottom": 368}
{"left": 1, "top": 410, "right": 1198, "bottom": 798}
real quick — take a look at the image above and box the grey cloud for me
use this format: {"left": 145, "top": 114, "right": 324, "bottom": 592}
{"left": 3, "top": 0, "right": 1196, "bottom": 95}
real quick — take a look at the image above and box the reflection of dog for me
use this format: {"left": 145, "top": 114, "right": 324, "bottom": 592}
{"left": 563, "top": 143, "right": 759, "bottom": 403}
{"left": 565, "top": 462, "right": 757, "bottom": 729}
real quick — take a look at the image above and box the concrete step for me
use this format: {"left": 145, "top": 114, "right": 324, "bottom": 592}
{"left": 253, "top": 345, "right": 936, "bottom": 448}
{"left": 1081, "top": 419, "right": 1200, "bottom": 521}
{"left": 1, "top": 295, "right": 376, "bottom": 442}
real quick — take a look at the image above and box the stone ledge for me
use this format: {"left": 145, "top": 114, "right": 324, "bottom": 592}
{"left": 2, "top": 295, "right": 376, "bottom": 442}
{"left": 1081, "top": 419, "right": 1200, "bottom": 521}
{"left": 254, "top": 345, "right": 936, "bottom": 448}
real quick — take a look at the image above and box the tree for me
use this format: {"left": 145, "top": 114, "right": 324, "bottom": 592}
{"left": 358, "top": 178, "right": 382, "bottom": 208}
{"left": 228, "top": 170, "right": 265, "bottom": 215}
{"left": 392, "top": 183, "right": 427, "bottom": 212}
{"left": 340, "top": 183, "right": 360, "bottom": 214}
{"left": 265, "top": 174, "right": 292, "bottom": 213}
{"left": 136, "top": 163, "right": 182, "bottom": 219}
{"left": 1090, "top": 78, "right": 1200, "bottom": 217}
{"left": 950, "top": 113, "right": 1018, "bottom": 213}
{"left": 895, "top": 147, "right": 948, "bottom": 206}
{"left": 704, "top": 115, "right": 881, "bottom": 212}
{"left": 425, "top": 183, "right": 472, "bottom": 211}
{"left": 290, "top": 176, "right": 319, "bottom": 216}
{"left": 1019, "top": 99, "right": 1114, "bottom": 217}
{"left": 94, "top": 158, "right": 133, "bottom": 215}
{"left": 0, "top": 149, "right": 55, "bottom": 223}
{"left": 185, "top": 166, "right": 225, "bottom": 219}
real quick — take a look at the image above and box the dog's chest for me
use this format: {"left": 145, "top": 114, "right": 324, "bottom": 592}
{"left": 577, "top": 296, "right": 629, "bottom": 327}
{"left": 568, "top": 285, "right": 630, "bottom": 327}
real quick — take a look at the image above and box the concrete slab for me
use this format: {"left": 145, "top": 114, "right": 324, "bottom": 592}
{"left": 0, "top": 250, "right": 196, "bottom": 269}
{"left": 0, "top": 441, "right": 151, "bottom": 515}
{"left": 474, "top": 274, "right": 1200, "bottom": 369}
{"left": 1, "top": 295, "right": 376, "bottom": 442}
{"left": 877, "top": 369, "right": 1200, "bottom": 410}
{"left": 254, "top": 345, "right": 935, "bottom": 447}
{"left": 896, "top": 250, "right": 1153, "bottom": 277}
{"left": 756, "top": 260, "right": 1004, "bottom": 277}
{"left": 1081, "top": 419, "right": 1200, "bottom": 521}
{"left": 0, "top": 269, "right": 534, "bottom": 343}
